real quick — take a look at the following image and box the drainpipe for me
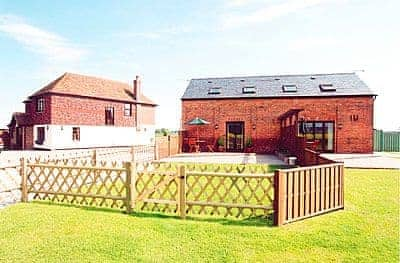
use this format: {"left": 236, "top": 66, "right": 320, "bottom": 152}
{"left": 335, "top": 106, "right": 338, "bottom": 153}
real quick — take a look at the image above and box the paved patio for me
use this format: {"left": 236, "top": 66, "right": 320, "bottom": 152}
{"left": 321, "top": 152, "right": 400, "bottom": 169}
{"left": 160, "top": 153, "right": 285, "bottom": 165}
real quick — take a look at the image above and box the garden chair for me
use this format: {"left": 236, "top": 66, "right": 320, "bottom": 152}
{"left": 188, "top": 138, "right": 199, "bottom": 152}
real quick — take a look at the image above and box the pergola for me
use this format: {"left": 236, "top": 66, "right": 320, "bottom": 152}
{"left": 278, "top": 109, "right": 304, "bottom": 129}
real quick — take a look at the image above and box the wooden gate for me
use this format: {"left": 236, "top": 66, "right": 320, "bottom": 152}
{"left": 274, "top": 163, "right": 344, "bottom": 226}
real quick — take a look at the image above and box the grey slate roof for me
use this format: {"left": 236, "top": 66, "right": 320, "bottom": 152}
{"left": 181, "top": 73, "right": 376, "bottom": 99}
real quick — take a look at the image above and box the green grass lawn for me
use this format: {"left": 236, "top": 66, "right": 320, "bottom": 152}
{"left": 0, "top": 169, "right": 399, "bottom": 262}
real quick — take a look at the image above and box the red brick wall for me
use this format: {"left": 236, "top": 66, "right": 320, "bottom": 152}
{"left": 0, "top": 130, "right": 9, "bottom": 149}
{"left": 25, "top": 94, "right": 156, "bottom": 128}
{"left": 181, "top": 96, "right": 374, "bottom": 154}
{"left": 42, "top": 94, "right": 138, "bottom": 126}
{"left": 25, "top": 94, "right": 52, "bottom": 125}
{"left": 24, "top": 126, "right": 34, "bottom": 150}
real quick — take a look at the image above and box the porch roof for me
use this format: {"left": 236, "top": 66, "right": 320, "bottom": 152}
{"left": 278, "top": 109, "right": 304, "bottom": 121}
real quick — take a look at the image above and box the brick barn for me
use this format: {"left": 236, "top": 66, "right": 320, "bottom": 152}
{"left": 181, "top": 73, "right": 376, "bottom": 155}
{"left": 8, "top": 73, "right": 157, "bottom": 150}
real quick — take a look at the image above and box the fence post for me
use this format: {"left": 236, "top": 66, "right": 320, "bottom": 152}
{"left": 273, "top": 170, "right": 285, "bottom": 226}
{"left": 154, "top": 143, "right": 159, "bottom": 161}
{"left": 131, "top": 146, "right": 136, "bottom": 163}
{"left": 168, "top": 135, "right": 171, "bottom": 157}
{"left": 340, "top": 164, "right": 344, "bottom": 208}
{"left": 124, "top": 162, "right": 136, "bottom": 214}
{"left": 92, "top": 149, "right": 97, "bottom": 165}
{"left": 177, "top": 165, "right": 186, "bottom": 219}
{"left": 20, "top": 157, "right": 28, "bottom": 202}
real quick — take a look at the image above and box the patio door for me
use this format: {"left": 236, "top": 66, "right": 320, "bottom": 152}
{"left": 302, "top": 121, "right": 334, "bottom": 153}
{"left": 226, "top": 122, "right": 244, "bottom": 152}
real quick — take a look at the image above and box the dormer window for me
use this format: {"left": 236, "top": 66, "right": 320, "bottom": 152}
{"left": 242, "top": 86, "right": 256, "bottom": 94}
{"left": 319, "top": 84, "right": 336, "bottom": 91}
{"left": 208, "top": 87, "right": 221, "bottom": 94}
{"left": 36, "top": 97, "right": 44, "bottom": 112}
{"left": 282, "top": 85, "right": 297, "bottom": 92}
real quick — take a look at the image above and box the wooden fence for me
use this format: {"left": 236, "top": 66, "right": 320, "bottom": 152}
{"left": 274, "top": 162, "right": 344, "bottom": 226}
{"left": 304, "top": 148, "right": 335, "bottom": 166}
{"left": 20, "top": 158, "right": 344, "bottom": 226}
{"left": 155, "top": 135, "right": 181, "bottom": 159}
{"left": 374, "top": 129, "right": 400, "bottom": 152}
{"left": 0, "top": 164, "right": 21, "bottom": 206}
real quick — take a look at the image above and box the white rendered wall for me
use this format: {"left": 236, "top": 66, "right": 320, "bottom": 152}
{"left": 33, "top": 124, "right": 155, "bottom": 150}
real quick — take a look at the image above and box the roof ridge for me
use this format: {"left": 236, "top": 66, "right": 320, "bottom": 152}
{"left": 190, "top": 72, "right": 356, "bottom": 81}
{"left": 64, "top": 72, "right": 130, "bottom": 86}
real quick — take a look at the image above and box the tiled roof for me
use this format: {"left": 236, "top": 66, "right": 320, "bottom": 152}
{"left": 182, "top": 73, "right": 376, "bottom": 99}
{"left": 8, "top": 112, "right": 29, "bottom": 127}
{"left": 30, "top": 72, "right": 156, "bottom": 105}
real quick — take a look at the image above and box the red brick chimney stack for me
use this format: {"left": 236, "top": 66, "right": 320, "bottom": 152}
{"left": 134, "top": 75, "right": 141, "bottom": 100}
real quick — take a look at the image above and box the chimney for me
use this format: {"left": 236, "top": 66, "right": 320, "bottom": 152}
{"left": 133, "top": 75, "right": 141, "bottom": 100}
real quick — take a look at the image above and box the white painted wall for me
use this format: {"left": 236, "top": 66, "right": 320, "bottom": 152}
{"left": 33, "top": 124, "right": 155, "bottom": 150}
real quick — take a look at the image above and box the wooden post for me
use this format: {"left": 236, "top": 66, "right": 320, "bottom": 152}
{"left": 273, "top": 170, "right": 286, "bottom": 226}
{"left": 154, "top": 143, "right": 159, "bottom": 161}
{"left": 124, "top": 162, "right": 136, "bottom": 214}
{"left": 178, "top": 130, "right": 183, "bottom": 154}
{"left": 20, "top": 157, "right": 28, "bottom": 202}
{"left": 131, "top": 146, "right": 136, "bottom": 163}
{"left": 177, "top": 165, "right": 186, "bottom": 219}
{"left": 92, "top": 149, "right": 97, "bottom": 165}
{"left": 340, "top": 164, "right": 344, "bottom": 208}
{"left": 168, "top": 135, "right": 171, "bottom": 157}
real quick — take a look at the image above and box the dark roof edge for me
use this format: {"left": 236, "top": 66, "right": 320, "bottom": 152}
{"left": 189, "top": 72, "right": 357, "bottom": 81}
{"left": 181, "top": 94, "right": 377, "bottom": 101}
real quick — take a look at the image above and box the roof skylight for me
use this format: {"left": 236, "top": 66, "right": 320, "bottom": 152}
{"left": 319, "top": 84, "right": 336, "bottom": 91}
{"left": 282, "top": 85, "right": 297, "bottom": 92}
{"left": 208, "top": 87, "right": 221, "bottom": 94}
{"left": 242, "top": 86, "right": 256, "bottom": 94}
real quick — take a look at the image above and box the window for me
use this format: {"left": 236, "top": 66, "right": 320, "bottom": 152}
{"left": 36, "top": 98, "right": 44, "bottom": 112}
{"left": 298, "top": 121, "right": 334, "bottom": 152}
{"left": 36, "top": 127, "right": 45, "bottom": 145}
{"left": 72, "top": 127, "right": 80, "bottom": 141}
{"left": 105, "top": 107, "right": 114, "bottom": 125}
{"left": 319, "top": 84, "right": 336, "bottom": 92}
{"left": 124, "top": 103, "right": 132, "bottom": 116}
{"left": 242, "top": 86, "right": 256, "bottom": 94}
{"left": 282, "top": 85, "right": 297, "bottom": 92}
{"left": 208, "top": 87, "right": 221, "bottom": 94}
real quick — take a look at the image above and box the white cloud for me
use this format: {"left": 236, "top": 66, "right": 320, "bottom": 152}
{"left": 0, "top": 14, "right": 87, "bottom": 62}
{"left": 222, "top": 0, "right": 343, "bottom": 28}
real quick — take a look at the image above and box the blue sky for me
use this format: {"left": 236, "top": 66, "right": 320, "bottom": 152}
{"left": 0, "top": 0, "right": 399, "bottom": 130}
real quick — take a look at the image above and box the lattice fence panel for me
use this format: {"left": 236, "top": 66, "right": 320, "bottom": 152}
{"left": 26, "top": 160, "right": 127, "bottom": 209}
{"left": 0, "top": 166, "right": 21, "bottom": 207}
{"left": 185, "top": 164, "right": 274, "bottom": 218}
{"left": 135, "top": 162, "right": 179, "bottom": 214}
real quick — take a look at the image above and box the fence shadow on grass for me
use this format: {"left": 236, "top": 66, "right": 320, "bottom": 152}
{"left": 31, "top": 201, "right": 274, "bottom": 227}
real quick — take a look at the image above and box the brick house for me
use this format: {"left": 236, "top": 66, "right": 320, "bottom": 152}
{"left": 181, "top": 73, "right": 376, "bottom": 155}
{"left": 0, "top": 129, "right": 9, "bottom": 150}
{"left": 8, "top": 73, "right": 156, "bottom": 150}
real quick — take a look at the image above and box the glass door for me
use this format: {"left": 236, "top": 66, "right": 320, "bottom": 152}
{"left": 301, "top": 121, "right": 335, "bottom": 152}
{"left": 226, "top": 122, "right": 244, "bottom": 152}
